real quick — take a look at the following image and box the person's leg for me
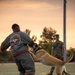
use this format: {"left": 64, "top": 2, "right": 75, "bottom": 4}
{"left": 20, "top": 53, "right": 35, "bottom": 75}
{"left": 47, "top": 55, "right": 57, "bottom": 75}
{"left": 14, "top": 57, "right": 25, "bottom": 75}
{"left": 47, "top": 67, "right": 55, "bottom": 75}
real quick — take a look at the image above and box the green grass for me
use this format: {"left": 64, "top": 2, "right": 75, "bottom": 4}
{"left": 0, "top": 62, "right": 75, "bottom": 75}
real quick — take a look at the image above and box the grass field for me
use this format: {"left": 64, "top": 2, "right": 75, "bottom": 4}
{"left": 0, "top": 62, "right": 75, "bottom": 75}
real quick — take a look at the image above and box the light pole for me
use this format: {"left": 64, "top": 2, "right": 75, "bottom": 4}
{"left": 63, "top": 0, "right": 67, "bottom": 61}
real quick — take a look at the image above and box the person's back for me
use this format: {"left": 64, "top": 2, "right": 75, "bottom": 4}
{"left": 10, "top": 31, "right": 34, "bottom": 56}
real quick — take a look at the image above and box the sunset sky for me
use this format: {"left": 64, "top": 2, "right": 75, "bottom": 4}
{"left": 0, "top": 0, "right": 75, "bottom": 49}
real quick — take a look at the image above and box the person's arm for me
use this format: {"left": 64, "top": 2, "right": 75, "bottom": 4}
{"left": 21, "top": 32, "right": 36, "bottom": 48}
{"left": 1, "top": 35, "right": 10, "bottom": 52}
{"left": 61, "top": 47, "right": 64, "bottom": 59}
{"left": 61, "top": 42, "right": 65, "bottom": 60}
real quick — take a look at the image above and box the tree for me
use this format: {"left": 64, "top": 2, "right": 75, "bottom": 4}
{"left": 39, "top": 27, "right": 57, "bottom": 54}
{"left": 25, "top": 29, "right": 31, "bottom": 37}
{"left": 67, "top": 47, "right": 75, "bottom": 62}
{"left": 40, "top": 27, "right": 56, "bottom": 43}
{"left": 0, "top": 51, "right": 8, "bottom": 62}
{"left": 24, "top": 29, "right": 37, "bottom": 42}
{"left": 32, "top": 35, "right": 37, "bottom": 42}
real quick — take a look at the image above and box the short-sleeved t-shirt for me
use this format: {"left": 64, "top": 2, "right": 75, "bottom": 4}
{"left": 52, "top": 41, "right": 64, "bottom": 59}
